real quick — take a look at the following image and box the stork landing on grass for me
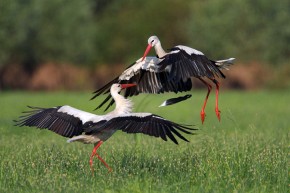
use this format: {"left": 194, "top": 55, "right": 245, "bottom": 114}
{"left": 15, "top": 84, "right": 196, "bottom": 172}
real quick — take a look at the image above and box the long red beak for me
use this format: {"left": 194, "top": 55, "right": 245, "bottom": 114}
{"left": 141, "top": 44, "right": 152, "bottom": 61}
{"left": 121, "top": 83, "right": 137, "bottom": 89}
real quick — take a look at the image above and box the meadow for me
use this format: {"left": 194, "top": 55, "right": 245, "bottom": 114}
{"left": 0, "top": 90, "right": 288, "bottom": 193}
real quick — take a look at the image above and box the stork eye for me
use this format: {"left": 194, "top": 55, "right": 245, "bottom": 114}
{"left": 151, "top": 39, "right": 154, "bottom": 43}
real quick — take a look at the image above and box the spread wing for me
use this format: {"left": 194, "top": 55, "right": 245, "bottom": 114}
{"left": 85, "top": 113, "right": 197, "bottom": 144}
{"left": 92, "top": 57, "right": 192, "bottom": 111}
{"left": 157, "top": 46, "right": 226, "bottom": 81}
{"left": 14, "top": 106, "right": 99, "bottom": 138}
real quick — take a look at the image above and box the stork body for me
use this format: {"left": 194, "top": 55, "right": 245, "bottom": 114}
{"left": 15, "top": 84, "right": 196, "bottom": 172}
{"left": 142, "top": 35, "right": 235, "bottom": 123}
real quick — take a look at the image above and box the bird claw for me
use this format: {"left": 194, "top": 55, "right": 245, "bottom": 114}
{"left": 200, "top": 111, "right": 206, "bottom": 124}
{"left": 215, "top": 108, "right": 221, "bottom": 122}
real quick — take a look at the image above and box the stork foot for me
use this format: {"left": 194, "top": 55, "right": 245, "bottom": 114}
{"left": 215, "top": 108, "right": 221, "bottom": 122}
{"left": 200, "top": 110, "right": 206, "bottom": 124}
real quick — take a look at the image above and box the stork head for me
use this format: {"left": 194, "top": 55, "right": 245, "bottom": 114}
{"left": 148, "top": 36, "right": 160, "bottom": 47}
{"left": 142, "top": 35, "right": 160, "bottom": 61}
{"left": 111, "top": 83, "right": 137, "bottom": 93}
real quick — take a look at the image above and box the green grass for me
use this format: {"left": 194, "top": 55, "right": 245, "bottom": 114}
{"left": 0, "top": 90, "right": 288, "bottom": 193}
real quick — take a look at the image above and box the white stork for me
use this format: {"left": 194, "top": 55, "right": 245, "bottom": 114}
{"left": 15, "top": 84, "right": 196, "bottom": 172}
{"left": 141, "top": 35, "right": 235, "bottom": 123}
{"left": 91, "top": 56, "right": 193, "bottom": 110}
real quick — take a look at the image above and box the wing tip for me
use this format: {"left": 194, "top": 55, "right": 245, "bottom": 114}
{"left": 158, "top": 101, "right": 167, "bottom": 107}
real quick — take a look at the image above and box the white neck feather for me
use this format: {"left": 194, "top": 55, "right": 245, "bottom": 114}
{"left": 110, "top": 91, "right": 133, "bottom": 115}
{"left": 154, "top": 42, "right": 167, "bottom": 58}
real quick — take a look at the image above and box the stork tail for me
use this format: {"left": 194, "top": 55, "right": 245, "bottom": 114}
{"left": 67, "top": 135, "right": 99, "bottom": 144}
{"left": 215, "top": 58, "right": 235, "bottom": 70}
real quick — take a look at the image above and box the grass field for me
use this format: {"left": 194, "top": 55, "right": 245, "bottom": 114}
{"left": 0, "top": 90, "right": 288, "bottom": 193}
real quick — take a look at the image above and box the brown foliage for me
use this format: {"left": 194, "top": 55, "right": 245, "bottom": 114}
{"left": 0, "top": 64, "right": 30, "bottom": 89}
{"left": 221, "top": 62, "right": 270, "bottom": 90}
{"left": 0, "top": 62, "right": 281, "bottom": 91}
{"left": 1, "top": 63, "right": 90, "bottom": 90}
{"left": 29, "top": 63, "right": 91, "bottom": 90}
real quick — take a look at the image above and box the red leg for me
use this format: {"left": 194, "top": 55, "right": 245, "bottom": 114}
{"left": 89, "top": 141, "right": 112, "bottom": 173}
{"left": 90, "top": 141, "right": 102, "bottom": 173}
{"left": 212, "top": 79, "right": 221, "bottom": 121}
{"left": 198, "top": 78, "right": 212, "bottom": 124}
{"left": 94, "top": 153, "right": 112, "bottom": 172}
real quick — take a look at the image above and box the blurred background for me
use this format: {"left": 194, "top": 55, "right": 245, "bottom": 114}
{"left": 0, "top": 0, "right": 289, "bottom": 91}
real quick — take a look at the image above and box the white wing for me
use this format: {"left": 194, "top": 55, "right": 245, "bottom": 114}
{"left": 119, "top": 56, "right": 163, "bottom": 80}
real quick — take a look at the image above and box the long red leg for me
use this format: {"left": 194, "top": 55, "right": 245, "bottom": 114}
{"left": 198, "top": 78, "right": 212, "bottom": 124}
{"left": 94, "top": 153, "right": 112, "bottom": 172}
{"left": 89, "top": 141, "right": 112, "bottom": 173}
{"left": 212, "top": 79, "right": 221, "bottom": 121}
{"left": 90, "top": 141, "right": 102, "bottom": 173}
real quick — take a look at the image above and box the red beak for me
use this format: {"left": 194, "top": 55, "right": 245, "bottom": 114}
{"left": 121, "top": 83, "right": 137, "bottom": 89}
{"left": 141, "top": 44, "right": 152, "bottom": 61}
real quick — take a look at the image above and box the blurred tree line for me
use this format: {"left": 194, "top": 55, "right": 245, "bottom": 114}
{"left": 0, "top": 0, "right": 289, "bottom": 71}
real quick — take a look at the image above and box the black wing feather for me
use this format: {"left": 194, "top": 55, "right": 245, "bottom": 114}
{"left": 160, "top": 94, "right": 192, "bottom": 107}
{"left": 158, "top": 48, "right": 225, "bottom": 80}
{"left": 91, "top": 76, "right": 120, "bottom": 100}
{"left": 14, "top": 106, "right": 84, "bottom": 138}
{"left": 163, "top": 125, "right": 178, "bottom": 144}
{"left": 85, "top": 114, "right": 197, "bottom": 144}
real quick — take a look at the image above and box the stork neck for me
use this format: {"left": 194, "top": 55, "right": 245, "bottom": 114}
{"left": 154, "top": 42, "right": 167, "bottom": 58}
{"left": 111, "top": 91, "right": 133, "bottom": 114}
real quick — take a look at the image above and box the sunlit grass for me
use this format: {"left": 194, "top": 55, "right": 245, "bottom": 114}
{"left": 0, "top": 90, "right": 288, "bottom": 192}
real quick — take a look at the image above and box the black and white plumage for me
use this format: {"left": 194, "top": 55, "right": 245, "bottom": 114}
{"left": 142, "top": 35, "right": 235, "bottom": 123}
{"left": 91, "top": 57, "right": 192, "bottom": 111}
{"left": 159, "top": 94, "right": 192, "bottom": 107}
{"left": 15, "top": 83, "right": 196, "bottom": 172}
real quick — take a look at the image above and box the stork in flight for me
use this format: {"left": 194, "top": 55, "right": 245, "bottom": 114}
{"left": 91, "top": 56, "right": 193, "bottom": 111}
{"left": 141, "top": 35, "right": 235, "bottom": 123}
{"left": 15, "top": 84, "right": 196, "bottom": 172}
{"left": 91, "top": 39, "right": 234, "bottom": 123}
